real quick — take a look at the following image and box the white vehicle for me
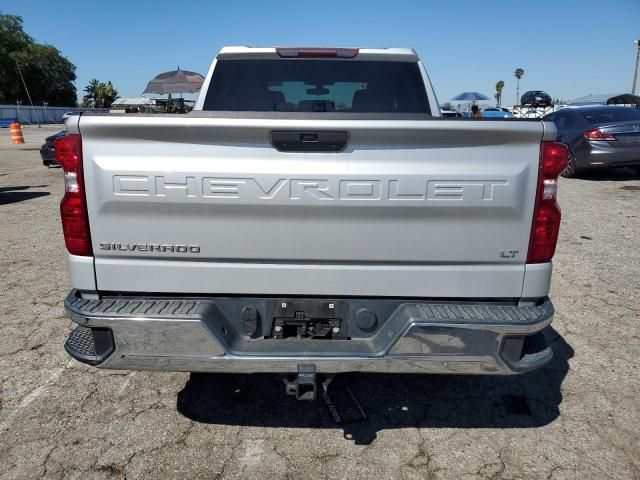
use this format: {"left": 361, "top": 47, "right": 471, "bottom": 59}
{"left": 440, "top": 108, "right": 463, "bottom": 118}
{"left": 58, "top": 47, "right": 567, "bottom": 400}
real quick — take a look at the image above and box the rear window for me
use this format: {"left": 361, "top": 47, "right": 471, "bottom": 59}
{"left": 580, "top": 108, "right": 640, "bottom": 125}
{"left": 203, "top": 60, "right": 431, "bottom": 115}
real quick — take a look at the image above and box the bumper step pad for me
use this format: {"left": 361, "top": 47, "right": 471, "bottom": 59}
{"left": 64, "top": 325, "right": 115, "bottom": 366}
{"left": 66, "top": 325, "right": 96, "bottom": 357}
{"left": 417, "top": 303, "right": 544, "bottom": 323}
{"left": 69, "top": 298, "right": 201, "bottom": 318}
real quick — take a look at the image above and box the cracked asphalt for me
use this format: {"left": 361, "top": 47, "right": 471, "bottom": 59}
{"left": 0, "top": 126, "right": 639, "bottom": 479}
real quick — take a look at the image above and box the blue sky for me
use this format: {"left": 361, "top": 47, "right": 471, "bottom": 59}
{"left": 12, "top": 0, "right": 640, "bottom": 106}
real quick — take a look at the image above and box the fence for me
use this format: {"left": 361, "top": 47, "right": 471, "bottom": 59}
{"left": 0, "top": 105, "right": 109, "bottom": 125}
{"left": 511, "top": 105, "right": 555, "bottom": 119}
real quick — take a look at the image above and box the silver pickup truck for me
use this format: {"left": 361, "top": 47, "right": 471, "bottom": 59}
{"left": 59, "top": 47, "right": 567, "bottom": 400}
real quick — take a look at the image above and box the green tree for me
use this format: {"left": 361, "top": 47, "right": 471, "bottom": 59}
{"left": 17, "top": 43, "right": 77, "bottom": 106}
{"left": 514, "top": 68, "right": 524, "bottom": 105}
{"left": 0, "top": 12, "right": 77, "bottom": 106}
{"left": 83, "top": 79, "right": 118, "bottom": 108}
{"left": 495, "top": 80, "right": 505, "bottom": 107}
{"left": 0, "top": 13, "right": 32, "bottom": 104}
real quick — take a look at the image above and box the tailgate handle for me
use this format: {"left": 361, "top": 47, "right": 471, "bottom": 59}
{"left": 271, "top": 131, "right": 348, "bottom": 152}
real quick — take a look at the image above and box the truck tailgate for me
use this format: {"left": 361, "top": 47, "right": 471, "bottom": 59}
{"left": 78, "top": 115, "right": 546, "bottom": 297}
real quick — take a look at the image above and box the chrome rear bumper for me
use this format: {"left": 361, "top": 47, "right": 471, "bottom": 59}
{"left": 64, "top": 290, "right": 554, "bottom": 375}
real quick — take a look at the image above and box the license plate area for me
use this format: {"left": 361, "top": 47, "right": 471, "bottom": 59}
{"left": 266, "top": 299, "right": 349, "bottom": 340}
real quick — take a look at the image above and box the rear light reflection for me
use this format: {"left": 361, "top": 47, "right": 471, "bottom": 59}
{"left": 64, "top": 171, "right": 79, "bottom": 193}
{"left": 542, "top": 179, "right": 558, "bottom": 200}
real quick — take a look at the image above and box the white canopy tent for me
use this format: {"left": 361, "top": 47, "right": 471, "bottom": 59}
{"left": 111, "top": 97, "right": 156, "bottom": 108}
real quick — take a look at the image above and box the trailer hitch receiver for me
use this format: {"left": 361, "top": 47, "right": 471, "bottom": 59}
{"left": 284, "top": 364, "right": 318, "bottom": 401}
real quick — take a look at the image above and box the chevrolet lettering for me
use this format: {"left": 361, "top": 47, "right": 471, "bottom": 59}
{"left": 112, "top": 175, "right": 510, "bottom": 203}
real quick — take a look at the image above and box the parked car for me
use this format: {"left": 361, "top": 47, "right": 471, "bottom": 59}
{"left": 481, "top": 108, "right": 515, "bottom": 118}
{"left": 441, "top": 109, "right": 463, "bottom": 118}
{"left": 59, "top": 46, "right": 566, "bottom": 402}
{"left": 544, "top": 106, "right": 640, "bottom": 177}
{"left": 40, "top": 130, "right": 65, "bottom": 167}
{"left": 460, "top": 108, "right": 515, "bottom": 119}
{"left": 521, "top": 91, "right": 552, "bottom": 107}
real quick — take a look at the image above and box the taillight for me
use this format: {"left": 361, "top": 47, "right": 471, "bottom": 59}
{"left": 276, "top": 47, "right": 359, "bottom": 58}
{"left": 527, "top": 142, "right": 568, "bottom": 263}
{"left": 55, "top": 135, "right": 92, "bottom": 256}
{"left": 584, "top": 128, "right": 616, "bottom": 141}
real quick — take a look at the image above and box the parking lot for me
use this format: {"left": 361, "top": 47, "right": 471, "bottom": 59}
{"left": 0, "top": 126, "right": 639, "bottom": 479}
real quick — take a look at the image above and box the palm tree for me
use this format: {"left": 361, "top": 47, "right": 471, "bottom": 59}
{"left": 83, "top": 79, "right": 118, "bottom": 108}
{"left": 83, "top": 79, "right": 101, "bottom": 108}
{"left": 102, "top": 81, "right": 118, "bottom": 107}
{"left": 495, "top": 80, "right": 505, "bottom": 107}
{"left": 514, "top": 68, "right": 524, "bottom": 105}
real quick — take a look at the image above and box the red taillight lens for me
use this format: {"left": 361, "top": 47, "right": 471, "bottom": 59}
{"left": 527, "top": 142, "right": 568, "bottom": 263}
{"left": 541, "top": 142, "right": 569, "bottom": 178}
{"left": 55, "top": 135, "right": 81, "bottom": 170}
{"left": 61, "top": 195, "right": 92, "bottom": 255}
{"left": 276, "top": 47, "right": 359, "bottom": 58}
{"left": 584, "top": 128, "right": 616, "bottom": 141}
{"left": 55, "top": 134, "right": 92, "bottom": 256}
{"left": 529, "top": 203, "right": 562, "bottom": 262}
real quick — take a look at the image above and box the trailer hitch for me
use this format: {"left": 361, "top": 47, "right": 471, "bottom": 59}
{"left": 283, "top": 364, "right": 320, "bottom": 401}
{"left": 281, "top": 365, "right": 367, "bottom": 424}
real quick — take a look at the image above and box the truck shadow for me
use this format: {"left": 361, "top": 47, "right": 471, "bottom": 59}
{"left": 176, "top": 327, "right": 572, "bottom": 445}
{"left": 0, "top": 185, "right": 50, "bottom": 205}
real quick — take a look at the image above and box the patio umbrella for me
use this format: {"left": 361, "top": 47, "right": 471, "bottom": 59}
{"left": 451, "top": 92, "right": 490, "bottom": 102}
{"left": 143, "top": 68, "right": 204, "bottom": 95}
{"left": 452, "top": 92, "right": 491, "bottom": 113}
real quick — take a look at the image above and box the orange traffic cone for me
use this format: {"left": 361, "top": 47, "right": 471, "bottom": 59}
{"left": 10, "top": 122, "right": 25, "bottom": 144}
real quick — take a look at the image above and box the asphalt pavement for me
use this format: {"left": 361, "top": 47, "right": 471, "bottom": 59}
{"left": 0, "top": 139, "right": 638, "bottom": 479}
